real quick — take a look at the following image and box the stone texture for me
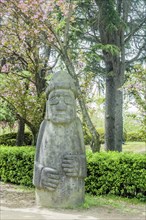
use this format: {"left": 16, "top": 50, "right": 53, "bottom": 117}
{"left": 33, "top": 71, "right": 87, "bottom": 208}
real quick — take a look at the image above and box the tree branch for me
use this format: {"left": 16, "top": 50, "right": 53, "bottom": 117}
{"left": 13, "top": 72, "right": 35, "bottom": 84}
{"left": 64, "top": 2, "right": 73, "bottom": 47}
{"left": 46, "top": 54, "right": 60, "bottom": 71}
{"left": 125, "top": 44, "right": 145, "bottom": 67}
{"left": 125, "top": 18, "right": 146, "bottom": 44}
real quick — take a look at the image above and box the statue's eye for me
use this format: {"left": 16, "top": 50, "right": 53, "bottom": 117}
{"left": 49, "top": 97, "right": 59, "bottom": 105}
{"left": 64, "top": 97, "right": 73, "bottom": 105}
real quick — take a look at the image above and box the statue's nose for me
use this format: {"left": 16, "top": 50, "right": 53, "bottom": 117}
{"left": 56, "top": 99, "right": 66, "bottom": 111}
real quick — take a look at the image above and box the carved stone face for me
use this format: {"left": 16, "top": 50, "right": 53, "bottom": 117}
{"left": 47, "top": 89, "right": 76, "bottom": 124}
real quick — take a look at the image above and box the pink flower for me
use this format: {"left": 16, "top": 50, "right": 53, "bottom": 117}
{"left": 1, "top": 64, "right": 9, "bottom": 73}
{"left": 33, "top": 14, "right": 39, "bottom": 19}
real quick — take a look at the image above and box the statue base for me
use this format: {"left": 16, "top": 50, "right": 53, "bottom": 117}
{"left": 35, "top": 179, "right": 85, "bottom": 208}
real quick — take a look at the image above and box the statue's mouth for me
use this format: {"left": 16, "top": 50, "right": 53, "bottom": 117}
{"left": 55, "top": 113, "right": 66, "bottom": 116}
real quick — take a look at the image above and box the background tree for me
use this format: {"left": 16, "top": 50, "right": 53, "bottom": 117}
{"left": 125, "top": 65, "right": 146, "bottom": 142}
{"left": 1, "top": 0, "right": 145, "bottom": 151}
{"left": 76, "top": 0, "right": 146, "bottom": 151}
{"left": 0, "top": 0, "right": 101, "bottom": 152}
{"left": 0, "top": 73, "right": 45, "bottom": 144}
{"left": 0, "top": 100, "right": 16, "bottom": 130}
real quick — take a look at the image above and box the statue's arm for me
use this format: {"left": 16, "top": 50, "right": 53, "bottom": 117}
{"left": 33, "top": 162, "right": 44, "bottom": 187}
{"left": 33, "top": 163, "right": 60, "bottom": 190}
{"left": 33, "top": 120, "right": 47, "bottom": 188}
{"left": 33, "top": 120, "right": 60, "bottom": 190}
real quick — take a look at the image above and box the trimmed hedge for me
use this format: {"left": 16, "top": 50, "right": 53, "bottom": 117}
{"left": 0, "top": 146, "right": 35, "bottom": 186}
{"left": 0, "top": 146, "right": 146, "bottom": 200}
{"left": 0, "top": 132, "right": 33, "bottom": 146}
{"left": 86, "top": 151, "right": 146, "bottom": 200}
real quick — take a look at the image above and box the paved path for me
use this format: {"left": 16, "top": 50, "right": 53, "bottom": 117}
{"left": 1, "top": 206, "right": 98, "bottom": 220}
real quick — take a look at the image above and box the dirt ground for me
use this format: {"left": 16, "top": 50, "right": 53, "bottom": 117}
{"left": 0, "top": 182, "right": 146, "bottom": 220}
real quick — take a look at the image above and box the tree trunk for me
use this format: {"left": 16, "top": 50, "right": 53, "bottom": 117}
{"left": 114, "top": 67, "right": 124, "bottom": 152}
{"left": 35, "top": 45, "right": 51, "bottom": 96}
{"left": 16, "top": 118, "right": 25, "bottom": 146}
{"left": 16, "top": 114, "right": 39, "bottom": 146}
{"left": 24, "top": 123, "right": 38, "bottom": 146}
{"left": 95, "top": 0, "right": 126, "bottom": 151}
{"left": 105, "top": 75, "right": 116, "bottom": 151}
{"left": 31, "top": 129, "right": 38, "bottom": 146}
{"left": 35, "top": 69, "right": 46, "bottom": 96}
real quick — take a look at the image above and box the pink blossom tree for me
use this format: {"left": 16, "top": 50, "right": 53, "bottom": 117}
{"left": 0, "top": 0, "right": 100, "bottom": 151}
{"left": 125, "top": 65, "right": 146, "bottom": 142}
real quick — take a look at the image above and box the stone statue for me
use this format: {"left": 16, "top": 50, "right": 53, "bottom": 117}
{"left": 33, "top": 71, "right": 87, "bottom": 208}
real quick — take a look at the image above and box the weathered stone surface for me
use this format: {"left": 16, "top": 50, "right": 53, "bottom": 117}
{"left": 33, "top": 71, "right": 87, "bottom": 208}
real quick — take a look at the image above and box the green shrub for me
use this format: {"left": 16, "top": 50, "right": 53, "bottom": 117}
{"left": 85, "top": 151, "right": 146, "bottom": 200}
{"left": 0, "top": 132, "right": 33, "bottom": 146}
{"left": 0, "top": 146, "right": 146, "bottom": 200}
{"left": 83, "top": 127, "right": 145, "bottom": 144}
{"left": 83, "top": 126, "right": 105, "bottom": 145}
{"left": 96, "top": 128, "right": 104, "bottom": 144}
{"left": 84, "top": 127, "right": 145, "bottom": 144}
{"left": 82, "top": 123, "right": 92, "bottom": 145}
{"left": 84, "top": 127, "right": 126, "bottom": 144}
{"left": 0, "top": 146, "right": 35, "bottom": 187}
{"left": 126, "top": 131, "right": 145, "bottom": 142}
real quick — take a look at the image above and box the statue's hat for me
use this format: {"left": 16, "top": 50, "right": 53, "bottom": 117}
{"left": 46, "top": 71, "right": 77, "bottom": 97}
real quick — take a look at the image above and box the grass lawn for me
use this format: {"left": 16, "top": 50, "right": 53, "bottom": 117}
{"left": 103, "top": 142, "right": 146, "bottom": 153}
{"left": 122, "top": 142, "right": 146, "bottom": 153}
{"left": 83, "top": 194, "right": 146, "bottom": 209}
{"left": 86, "top": 142, "right": 146, "bottom": 153}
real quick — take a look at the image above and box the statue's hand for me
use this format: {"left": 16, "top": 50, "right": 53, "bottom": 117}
{"left": 62, "top": 154, "right": 79, "bottom": 177}
{"left": 40, "top": 167, "right": 60, "bottom": 191}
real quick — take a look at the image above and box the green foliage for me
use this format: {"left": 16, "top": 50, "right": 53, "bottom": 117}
{"left": 0, "top": 132, "right": 33, "bottom": 146}
{"left": 124, "top": 65, "right": 146, "bottom": 140}
{"left": 0, "top": 73, "right": 45, "bottom": 133}
{"left": 124, "top": 113, "right": 142, "bottom": 133}
{"left": 126, "top": 131, "right": 145, "bottom": 142}
{"left": 97, "top": 128, "right": 104, "bottom": 144}
{"left": 0, "top": 100, "right": 16, "bottom": 126}
{"left": 84, "top": 125, "right": 144, "bottom": 144}
{"left": 85, "top": 151, "right": 146, "bottom": 201}
{"left": 83, "top": 124, "right": 104, "bottom": 145}
{"left": 0, "top": 146, "right": 35, "bottom": 187}
{"left": 83, "top": 123, "right": 92, "bottom": 145}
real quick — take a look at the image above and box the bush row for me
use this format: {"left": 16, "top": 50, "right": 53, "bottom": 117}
{"left": 0, "top": 146, "right": 34, "bottom": 186}
{"left": 126, "top": 131, "right": 146, "bottom": 142}
{"left": 84, "top": 128, "right": 145, "bottom": 145}
{"left": 0, "top": 146, "right": 146, "bottom": 200}
{"left": 86, "top": 151, "right": 146, "bottom": 201}
{"left": 0, "top": 132, "right": 33, "bottom": 146}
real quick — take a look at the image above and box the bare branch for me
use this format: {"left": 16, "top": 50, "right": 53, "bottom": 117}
{"left": 125, "top": 44, "right": 145, "bottom": 67}
{"left": 12, "top": 51, "right": 28, "bottom": 67}
{"left": 64, "top": 2, "right": 73, "bottom": 47}
{"left": 125, "top": 18, "right": 146, "bottom": 44}
{"left": 46, "top": 54, "right": 60, "bottom": 71}
{"left": 13, "top": 72, "right": 35, "bottom": 84}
